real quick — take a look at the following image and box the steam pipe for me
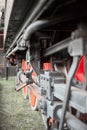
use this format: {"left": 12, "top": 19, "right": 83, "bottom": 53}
{"left": 7, "top": 46, "right": 18, "bottom": 57}
{"left": 6, "top": 18, "right": 57, "bottom": 57}
{"left": 6, "top": 20, "right": 50, "bottom": 57}
{"left": 19, "top": 15, "right": 63, "bottom": 46}
{"left": 20, "top": 20, "right": 50, "bottom": 45}
{"left": 7, "top": 45, "right": 26, "bottom": 57}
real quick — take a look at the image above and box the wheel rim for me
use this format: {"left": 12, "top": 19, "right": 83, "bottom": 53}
{"left": 22, "top": 86, "right": 28, "bottom": 99}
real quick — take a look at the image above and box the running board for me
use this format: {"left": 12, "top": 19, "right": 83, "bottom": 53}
{"left": 54, "top": 84, "right": 87, "bottom": 113}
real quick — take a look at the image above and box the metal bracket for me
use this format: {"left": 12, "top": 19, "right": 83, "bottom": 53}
{"left": 68, "top": 38, "right": 87, "bottom": 56}
{"left": 59, "top": 56, "right": 79, "bottom": 130}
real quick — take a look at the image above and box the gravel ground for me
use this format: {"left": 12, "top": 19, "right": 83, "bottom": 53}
{"left": 0, "top": 77, "right": 45, "bottom": 130}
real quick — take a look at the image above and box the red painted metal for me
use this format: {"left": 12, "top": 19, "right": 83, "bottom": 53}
{"left": 22, "top": 60, "right": 26, "bottom": 72}
{"left": 74, "top": 56, "right": 84, "bottom": 82}
{"left": 43, "top": 62, "right": 51, "bottom": 70}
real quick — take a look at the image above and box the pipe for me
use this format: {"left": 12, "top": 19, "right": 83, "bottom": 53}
{"left": 21, "top": 20, "right": 50, "bottom": 44}
{"left": 6, "top": 0, "right": 54, "bottom": 55}
{"left": 7, "top": 46, "right": 18, "bottom": 57}
{"left": 19, "top": 16, "right": 64, "bottom": 45}
{"left": 6, "top": 20, "right": 50, "bottom": 57}
{"left": 7, "top": 45, "right": 26, "bottom": 57}
{"left": 7, "top": 18, "right": 59, "bottom": 57}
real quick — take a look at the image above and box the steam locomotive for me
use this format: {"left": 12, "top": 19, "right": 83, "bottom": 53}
{"left": 4, "top": 0, "right": 87, "bottom": 129}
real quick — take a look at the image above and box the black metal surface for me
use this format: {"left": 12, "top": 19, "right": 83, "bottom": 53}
{"left": 4, "top": 0, "right": 87, "bottom": 53}
{"left": 4, "top": 0, "right": 54, "bottom": 53}
{"left": 4, "top": 0, "right": 36, "bottom": 49}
